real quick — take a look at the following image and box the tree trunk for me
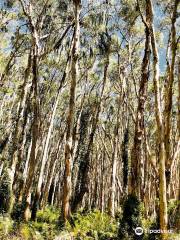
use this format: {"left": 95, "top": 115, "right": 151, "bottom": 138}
{"left": 62, "top": 0, "right": 81, "bottom": 222}
{"left": 130, "top": 2, "right": 151, "bottom": 198}
{"left": 148, "top": 0, "right": 168, "bottom": 237}
{"left": 164, "top": 0, "right": 179, "bottom": 192}
{"left": 31, "top": 66, "right": 68, "bottom": 219}
{"left": 108, "top": 104, "right": 120, "bottom": 217}
{"left": 100, "top": 150, "right": 105, "bottom": 213}
{"left": 71, "top": 49, "right": 110, "bottom": 213}
{"left": 122, "top": 128, "right": 129, "bottom": 192}
{"left": 9, "top": 52, "right": 32, "bottom": 192}
{"left": 23, "top": 46, "right": 39, "bottom": 221}
{"left": 41, "top": 133, "right": 64, "bottom": 208}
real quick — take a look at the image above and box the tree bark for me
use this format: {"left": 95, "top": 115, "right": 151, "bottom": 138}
{"left": 130, "top": 1, "right": 151, "bottom": 199}
{"left": 164, "top": 0, "right": 179, "bottom": 190}
{"left": 108, "top": 103, "right": 120, "bottom": 217}
{"left": 147, "top": 0, "right": 168, "bottom": 237}
{"left": 71, "top": 49, "right": 110, "bottom": 213}
{"left": 31, "top": 63, "right": 68, "bottom": 220}
{"left": 62, "top": 0, "right": 81, "bottom": 222}
{"left": 9, "top": 52, "right": 32, "bottom": 193}
{"left": 23, "top": 46, "right": 39, "bottom": 221}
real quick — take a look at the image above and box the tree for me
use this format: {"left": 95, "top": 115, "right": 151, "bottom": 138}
{"left": 147, "top": 0, "right": 168, "bottom": 237}
{"left": 62, "top": 0, "right": 81, "bottom": 222}
{"left": 130, "top": 0, "right": 151, "bottom": 199}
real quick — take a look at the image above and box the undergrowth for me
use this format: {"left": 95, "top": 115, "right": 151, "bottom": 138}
{"left": 66, "top": 209, "right": 118, "bottom": 239}
{"left": 0, "top": 203, "right": 179, "bottom": 240}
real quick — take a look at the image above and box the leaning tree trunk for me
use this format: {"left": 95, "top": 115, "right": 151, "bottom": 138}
{"left": 62, "top": 0, "right": 81, "bottom": 222}
{"left": 31, "top": 94, "right": 59, "bottom": 220}
{"left": 71, "top": 49, "right": 110, "bottom": 213}
{"left": 108, "top": 103, "right": 120, "bottom": 217}
{"left": 177, "top": 58, "right": 180, "bottom": 201}
{"left": 148, "top": 0, "right": 168, "bottom": 238}
{"left": 23, "top": 45, "right": 39, "bottom": 221}
{"left": 7, "top": 52, "right": 32, "bottom": 213}
{"left": 31, "top": 62, "right": 68, "bottom": 220}
{"left": 130, "top": 2, "right": 151, "bottom": 199}
{"left": 122, "top": 128, "right": 129, "bottom": 192}
{"left": 100, "top": 150, "right": 105, "bottom": 213}
{"left": 41, "top": 129, "right": 65, "bottom": 209}
{"left": 164, "top": 0, "right": 179, "bottom": 194}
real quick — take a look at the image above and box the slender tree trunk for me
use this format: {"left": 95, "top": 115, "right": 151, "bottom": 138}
{"left": 23, "top": 46, "right": 39, "bottom": 221}
{"left": 178, "top": 58, "right": 180, "bottom": 201}
{"left": 71, "top": 49, "right": 110, "bottom": 213}
{"left": 13, "top": 107, "right": 30, "bottom": 199}
{"left": 130, "top": 2, "right": 151, "bottom": 198}
{"left": 122, "top": 128, "right": 129, "bottom": 193}
{"left": 4, "top": 53, "right": 32, "bottom": 214}
{"left": 164, "top": 0, "right": 179, "bottom": 192}
{"left": 62, "top": 0, "right": 81, "bottom": 222}
{"left": 100, "top": 151, "right": 105, "bottom": 213}
{"left": 91, "top": 155, "right": 98, "bottom": 210}
{"left": 148, "top": 0, "right": 168, "bottom": 237}
{"left": 9, "top": 53, "right": 32, "bottom": 191}
{"left": 31, "top": 68, "right": 67, "bottom": 219}
{"left": 108, "top": 104, "right": 120, "bottom": 217}
{"left": 41, "top": 134, "right": 64, "bottom": 208}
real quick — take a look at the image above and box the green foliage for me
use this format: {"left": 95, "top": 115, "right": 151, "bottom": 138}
{"left": 0, "top": 206, "right": 60, "bottom": 239}
{"left": 0, "top": 169, "right": 12, "bottom": 214}
{"left": 11, "top": 198, "right": 26, "bottom": 221}
{"left": 36, "top": 205, "right": 59, "bottom": 224}
{"left": 19, "top": 223, "right": 34, "bottom": 240}
{"left": 118, "top": 194, "right": 143, "bottom": 240}
{"left": 32, "top": 221, "right": 57, "bottom": 240}
{"left": 168, "top": 199, "right": 180, "bottom": 231}
{"left": 147, "top": 220, "right": 160, "bottom": 240}
{"left": 145, "top": 200, "right": 180, "bottom": 240}
{"left": 0, "top": 215, "right": 14, "bottom": 237}
{"left": 67, "top": 210, "right": 118, "bottom": 240}
{"left": 30, "top": 206, "right": 60, "bottom": 239}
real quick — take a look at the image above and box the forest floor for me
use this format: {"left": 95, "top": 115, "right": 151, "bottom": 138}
{"left": 0, "top": 207, "right": 117, "bottom": 240}
{"left": 0, "top": 205, "right": 179, "bottom": 240}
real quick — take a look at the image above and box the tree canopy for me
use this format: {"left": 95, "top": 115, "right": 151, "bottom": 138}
{"left": 0, "top": 0, "right": 179, "bottom": 239}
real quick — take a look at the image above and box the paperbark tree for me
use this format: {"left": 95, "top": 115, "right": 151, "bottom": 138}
{"left": 9, "top": 52, "right": 32, "bottom": 195}
{"left": 62, "top": 0, "right": 81, "bottom": 222}
{"left": 17, "top": 0, "right": 41, "bottom": 221}
{"left": 108, "top": 103, "right": 120, "bottom": 217}
{"left": 130, "top": 0, "right": 151, "bottom": 199}
{"left": 31, "top": 59, "right": 69, "bottom": 220}
{"left": 71, "top": 45, "right": 110, "bottom": 213}
{"left": 164, "top": 0, "right": 179, "bottom": 190}
{"left": 147, "top": 0, "right": 168, "bottom": 237}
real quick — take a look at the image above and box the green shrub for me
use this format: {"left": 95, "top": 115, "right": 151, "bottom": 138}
{"left": 168, "top": 199, "right": 180, "bottom": 231}
{"left": 36, "top": 206, "right": 59, "bottom": 224}
{"left": 0, "top": 169, "right": 12, "bottom": 214}
{"left": 118, "top": 194, "right": 143, "bottom": 240}
{"left": 66, "top": 210, "right": 118, "bottom": 239}
{"left": 147, "top": 220, "right": 160, "bottom": 240}
{"left": 0, "top": 215, "right": 14, "bottom": 236}
{"left": 19, "top": 223, "right": 33, "bottom": 240}
{"left": 11, "top": 198, "right": 27, "bottom": 221}
{"left": 32, "top": 221, "right": 57, "bottom": 240}
{"left": 30, "top": 206, "right": 60, "bottom": 239}
{"left": 0, "top": 206, "right": 59, "bottom": 240}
